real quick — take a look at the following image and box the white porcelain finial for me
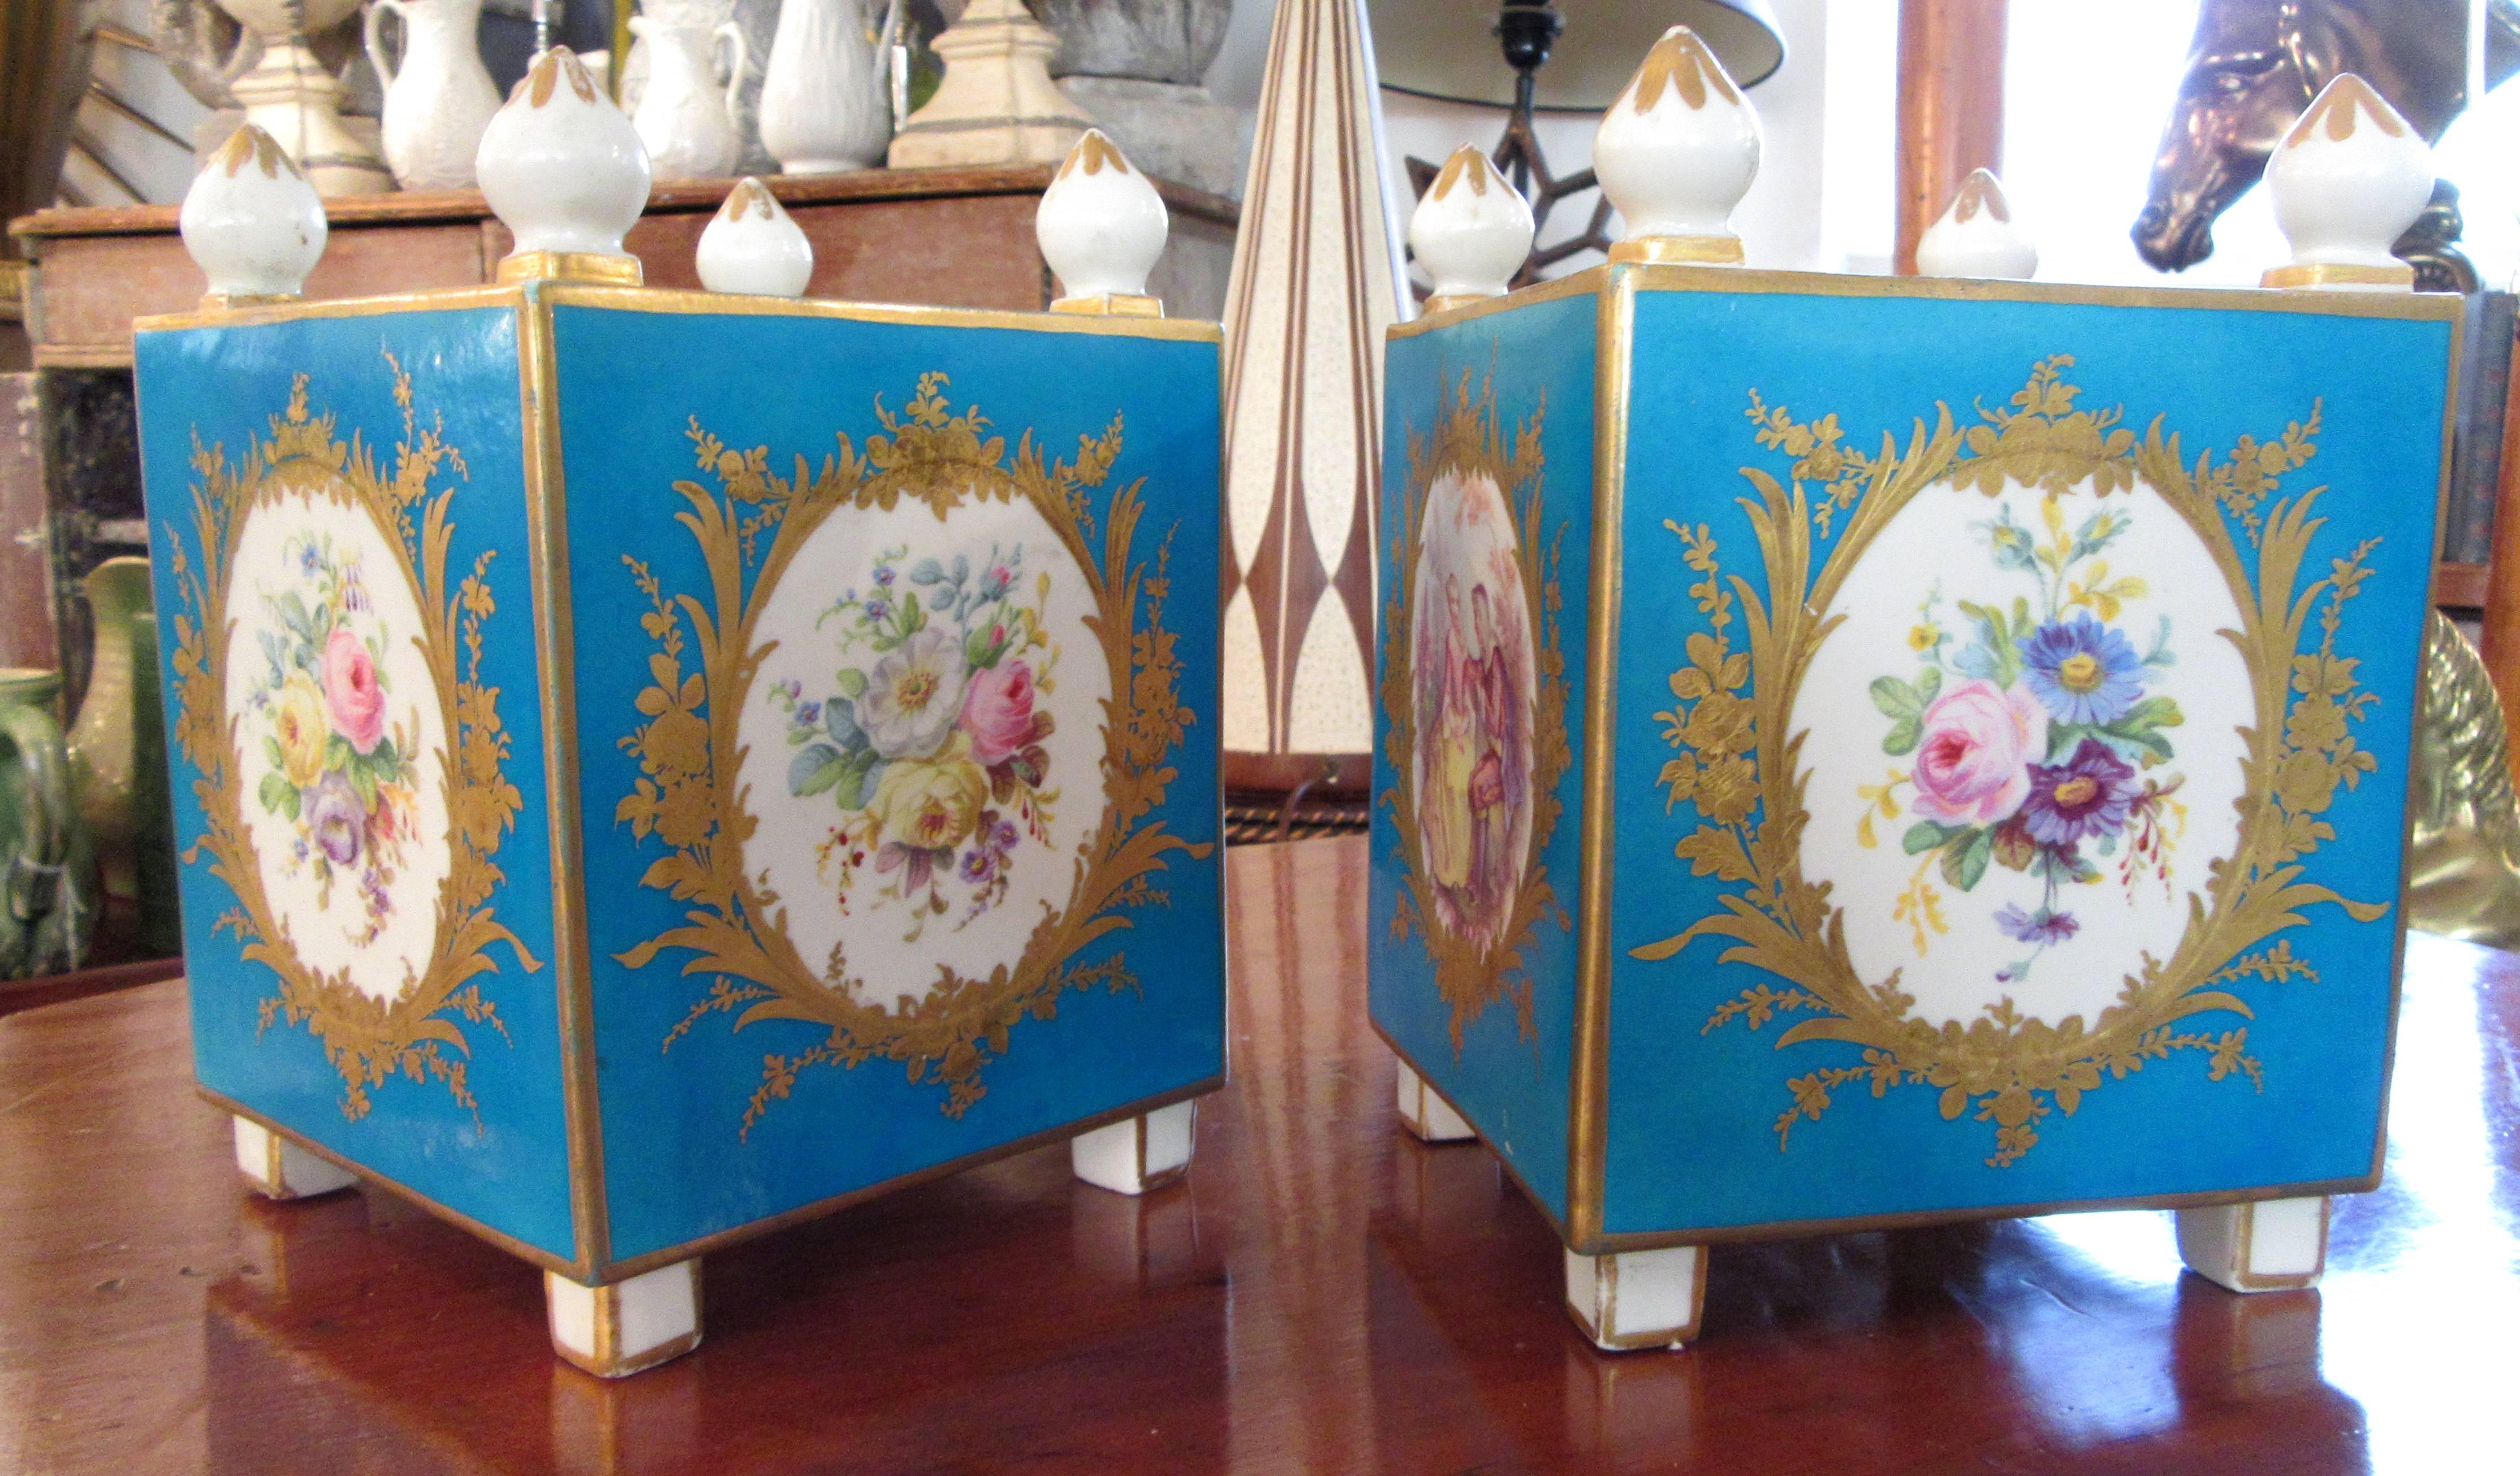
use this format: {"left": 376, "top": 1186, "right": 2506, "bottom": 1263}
{"left": 696, "top": 178, "right": 814, "bottom": 297}
{"left": 1037, "top": 130, "right": 1169, "bottom": 316}
{"left": 2262, "top": 74, "right": 2432, "bottom": 291}
{"left": 1409, "top": 146, "right": 1535, "bottom": 312}
{"left": 474, "top": 48, "right": 653, "bottom": 284}
{"left": 1915, "top": 169, "right": 2036, "bottom": 280}
{"left": 179, "top": 125, "right": 329, "bottom": 304}
{"left": 1594, "top": 26, "right": 1761, "bottom": 266}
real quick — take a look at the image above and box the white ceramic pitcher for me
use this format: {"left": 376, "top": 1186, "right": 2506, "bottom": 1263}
{"left": 363, "top": 0, "right": 500, "bottom": 190}
{"left": 757, "top": 0, "right": 891, "bottom": 174}
{"left": 629, "top": 12, "right": 750, "bottom": 180}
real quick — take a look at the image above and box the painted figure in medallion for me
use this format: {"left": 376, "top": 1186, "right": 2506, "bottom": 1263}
{"left": 1410, "top": 474, "right": 1537, "bottom": 953}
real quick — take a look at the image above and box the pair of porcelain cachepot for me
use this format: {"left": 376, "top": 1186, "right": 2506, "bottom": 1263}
{"left": 133, "top": 251, "right": 2457, "bottom": 1371}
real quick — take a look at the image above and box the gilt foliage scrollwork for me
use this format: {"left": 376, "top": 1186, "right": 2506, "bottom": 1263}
{"left": 614, "top": 372, "right": 1211, "bottom": 1130}
{"left": 1632, "top": 356, "right": 2388, "bottom": 1167}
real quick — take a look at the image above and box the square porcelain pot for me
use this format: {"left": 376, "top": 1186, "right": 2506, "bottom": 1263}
{"left": 1369, "top": 262, "right": 2457, "bottom": 1337}
{"left": 133, "top": 282, "right": 1226, "bottom": 1371}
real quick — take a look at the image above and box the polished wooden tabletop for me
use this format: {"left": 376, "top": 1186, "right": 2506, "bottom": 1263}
{"left": 3, "top": 834, "right": 2515, "bottom": 1474}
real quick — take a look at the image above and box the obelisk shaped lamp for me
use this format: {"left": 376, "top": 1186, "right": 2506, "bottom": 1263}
{"left": 133, "top": 59, "right": 1226, "bottom": 1377}
{"left": 1371, "top": 34, "right": 2460, "bottom": 1351}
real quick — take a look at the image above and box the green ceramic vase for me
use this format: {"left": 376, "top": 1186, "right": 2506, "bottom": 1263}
{"left": 0, "top": 667, "right": 98, "bottom": 980}
{"left": 67, "top": 556, "right": 180, "bottom": 957}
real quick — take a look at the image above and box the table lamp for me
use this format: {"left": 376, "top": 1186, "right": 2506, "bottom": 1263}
{"left": 1372, "top": 0, "right": 1783, "bottom": 283}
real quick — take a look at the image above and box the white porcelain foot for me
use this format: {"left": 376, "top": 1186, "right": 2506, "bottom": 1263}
{"left": 2176, "top": 1196, "right": 2330, "bottom": 1292}
{"left": 1071, "top": 1099, "right": 1196, "bottom": 1196}
{"left": 546, "top": 1259, "right": 704, "bottom": 1378}
{"left": 1395, "top": 1059, "right": 1476, "bottom": 1143}
{"left": 233, "top": 1116, "right": 357, "bottom": 1201}
{"left": 1564, "top": 1244, "right": 1707, "bottom": 1350}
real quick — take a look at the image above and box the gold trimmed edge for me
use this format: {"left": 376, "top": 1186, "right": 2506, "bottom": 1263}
{"left": 1617, "top": 261, "right": 2464, "bottom": 321}
{"left": 134, "top": 284, "right": 527, "bottom": 335}
{"left": 201, "top": 1084, "right": 592, "bottom": 1279}
{"left": 515, "top": 290, "right": 614, "bottom": 1273}
{"left": 2221, "top": 1197, "right": 2330, "bottom": 1291}
{"left": 1568, "top": 273, "right": 1633, "bottom": 1248}
{"left": 1564, "top": 1246, "right": 1708, "bottom": 1349}
{"left": 596, "top": 1074, "right": 1224, "bottom": 1282}
{"left": 538, "top": 282, "right": 1222, "bottom": 340}
{"left": 1392, "top": 270, "right": 1602, "bottom": 337}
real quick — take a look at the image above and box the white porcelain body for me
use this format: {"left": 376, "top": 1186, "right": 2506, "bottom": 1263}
{"left": 1914, "top": 169, "right": 2036, "bottom": 280}
{"left": 1593, "top": 27, "right": 1761, "bottom": 244}
{"left": 2267, "top": 75, "right": 2433, "bottom": 273}
{"left": 179, "top": 127, "right": 329, "bottom": 297}
{"left": 364, "top": 0, "right": 500, "bottom": 190}
{"left": 629, "top": 14, "right": 750, "bottom": 181}
{"left": 474, "top": 49, "right": 653, "bottom": 258}
{"left": 696, "top": 178, "right": 814, "bottom": 295}
{"left": 1407, "top": 147, "right": 1534, "bottom": 301}
{"left": 1035, "top": 131, "right": 1168, "bottom": 300}
{"left": 757, "top": 0, "right": 891, "bottom": 174}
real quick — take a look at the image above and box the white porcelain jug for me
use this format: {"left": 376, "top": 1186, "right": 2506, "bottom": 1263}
{"left": 363, "top": 0, "right": 501, "bottom": 190}
{"left": 757, "top": 0, "right": 891, "bottom": 174}
{"left": 629, "top": 13, "right": 750, "bottom": 180}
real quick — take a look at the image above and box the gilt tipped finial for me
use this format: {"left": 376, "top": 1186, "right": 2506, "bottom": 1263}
{"left": 1915, "top": 169, "right": 2036, "bottom": 280}
{"left": 474, "top": 48, "right": 653, "bottom": 285}
{"left": 1036, "top": 129, "right": 1168, "bottom": 317}
{"left": 1594, "top": 26, "right": 1761, "bottom": 267}
{"left": 696, "top": 178, "right": 814, "bottom": 297}
{"left": 1409, "top": 146, "right": 1535, "bottom": 312}
{"left": 179, "top": 125, "right": 328, "bottom": 307}
{"left": 2262, "top": 74, "right": 2432, "bottom": 292}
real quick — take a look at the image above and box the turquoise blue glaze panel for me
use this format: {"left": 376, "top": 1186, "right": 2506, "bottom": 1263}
{"left": 1371, "top": 290, "right": 1598, "bottom": 1222}
{"left": 545, "top": 300, "right": 1226, "bottom": 1260}
{"left": 134, "top": 307, "right": 577, "bottom": 1261}
{"left": 1603, "top": 280, "right": 2449, "bottom": 1236}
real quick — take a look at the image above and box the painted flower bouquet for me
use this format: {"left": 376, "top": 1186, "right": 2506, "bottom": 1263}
{"left": 775, "top": 541, "right": 1062, "bottom": 941}
{"left": 247, "top": 534, "right": 418, "bottom": 942}
{"left": 1862, "top": 495, "right": 2187, "bottom": 983}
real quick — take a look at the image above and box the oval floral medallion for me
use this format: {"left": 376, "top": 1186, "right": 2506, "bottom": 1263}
{"left": 166, "top": 362, "right": 537, "bottom": 1120}
{"left": 737, "top": 496, "right": 1108, "bottom": 1000}
{"left": 222, "top": 484, "right": 452, "bottom": 1000}
{"left": 1408, "top": 467, "right": 1540, "bottom": 955}
{"left": 618, "top": 373, "right": 1210, "bottom": 1128}
{"left": 1791, "top": 475, "right": 2251, "bottom": 1031}
{"left": 1633, "top": 359, "right": 2389, "bottom": 1166}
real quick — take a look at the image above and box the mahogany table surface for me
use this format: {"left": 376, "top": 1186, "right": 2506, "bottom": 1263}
{"left": 2, "top": 834, "right": 2514, "bottom": 1474}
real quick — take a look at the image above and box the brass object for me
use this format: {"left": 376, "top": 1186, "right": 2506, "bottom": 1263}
{"left": 2135, "top": 0, "right": 2520, "bottom": 286}
{"left": 2406, "top": 613, "right": 2520, "bottom": 950}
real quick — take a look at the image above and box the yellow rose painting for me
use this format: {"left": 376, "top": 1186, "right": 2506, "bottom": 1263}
{"left": 274, "top": 674, "right": 330, "bottom": 788}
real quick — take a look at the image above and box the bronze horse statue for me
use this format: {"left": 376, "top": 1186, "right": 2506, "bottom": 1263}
{"left": 2135, "top": 0, "right": 2520, "bottom": 283}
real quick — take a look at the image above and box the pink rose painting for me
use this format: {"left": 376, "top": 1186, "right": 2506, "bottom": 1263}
{"left": 1856, "top": 497, "right": 2188, "bottom": 985}
{"left": 248, "top": 535, "right": 418, "bottom": 948}
{"left": 779, "top": 541, "right": 1064, "bottom": 943}
{"left": 1908, "top": 679, "right": 2044, "bottom": 827}
{"left": 323, "top": 627, "right": 386, "bottom": 753}
{"left": 959, "top": 659, "right": 1037, "bottom": 766}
